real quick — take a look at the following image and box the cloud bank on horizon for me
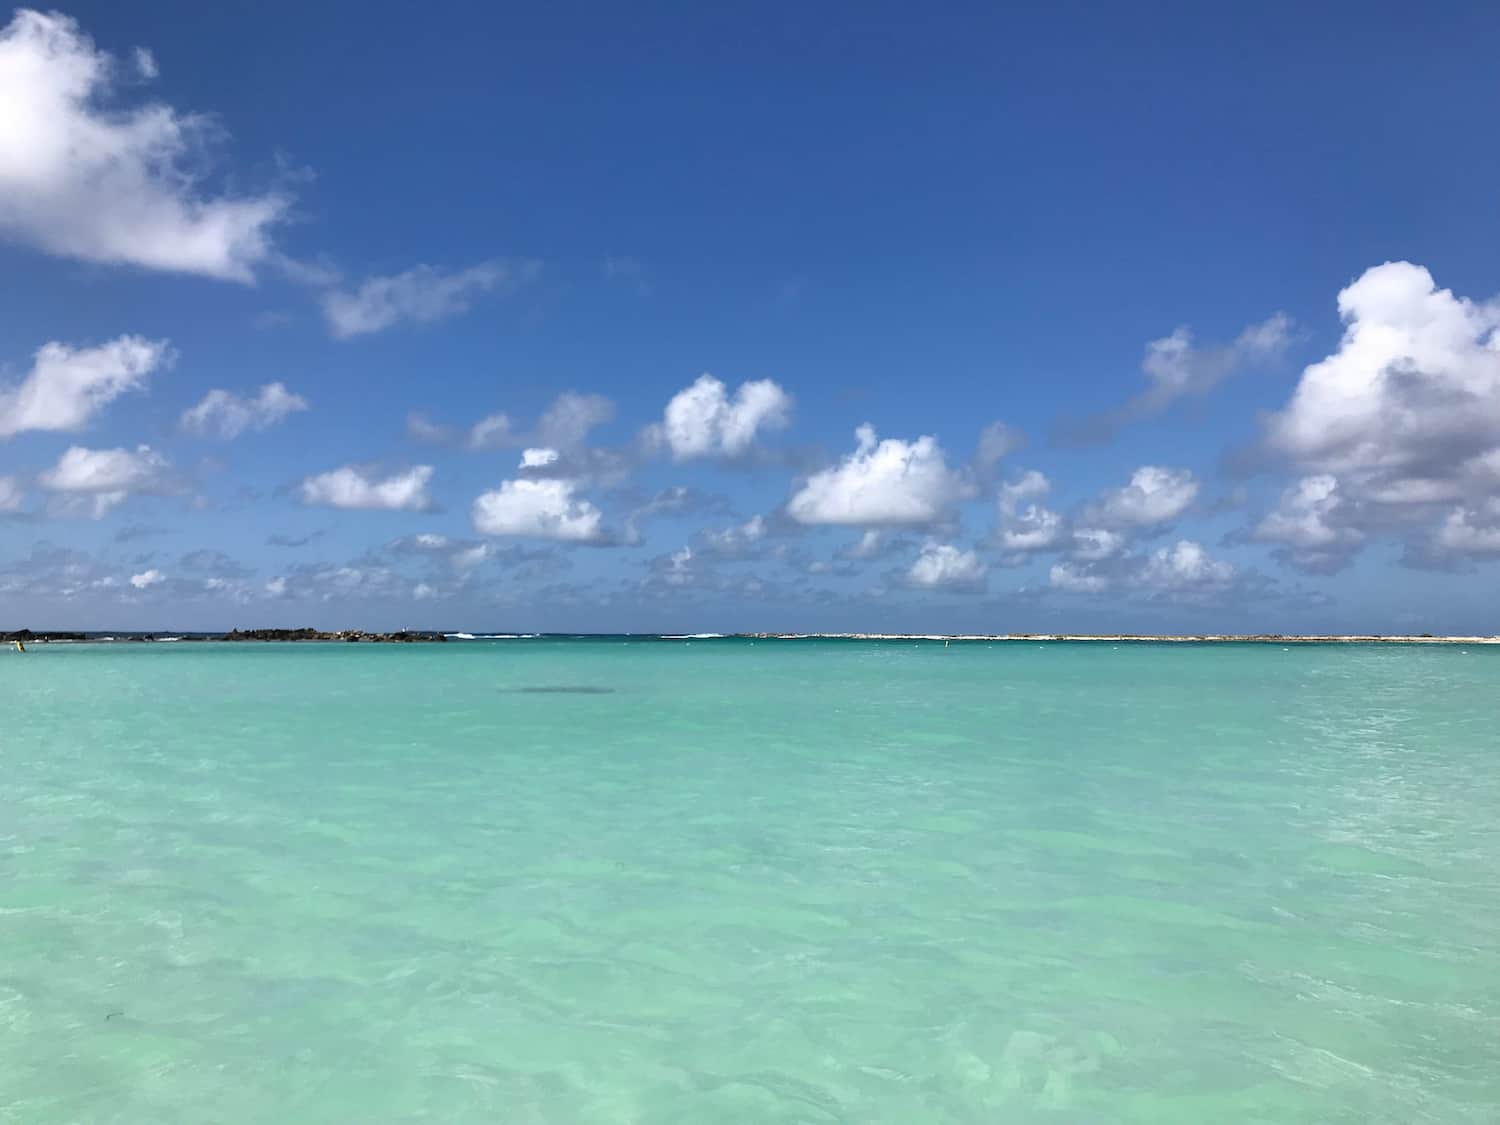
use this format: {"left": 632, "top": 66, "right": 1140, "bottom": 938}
{"left": 0, "top": 5, "right": 1495, "bottom": 632}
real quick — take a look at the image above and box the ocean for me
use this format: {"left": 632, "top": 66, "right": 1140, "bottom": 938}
{"left": 3, "top": 638, "right": 1497, "bottom": 1122}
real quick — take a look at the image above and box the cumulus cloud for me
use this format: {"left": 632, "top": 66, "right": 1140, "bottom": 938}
{"left": 1432, "top": 502, "right": 1500, "bottom": 558}
{"left": 1138, "top": 540, "right": 1235, "bottom": 591}
{"left": 1070, "top": 527, "right": 1125, "bottom": 561}
{"left": 1062, "top": 313, "right": 1291, "bottom": 442}
{"left": 128, "top": 568, "right": 164, "bottom": 590}
{"left": 907, "top": 541, "right": 986, "bottom": 589}
{"left": 0, "top": 335, "right": 169, "bottom": 438}
{"left": 788, "top": 424, "right": 969, "bottom": 526}
{"left": 519, "top": 447, "right": 559, "bottom": 468}
{"left": 180, "top": 381, "right": 307, "bottom": 439}
{"left": 1087, "top": 466, "right": 1199, "bottom": 528}
{"left": 298, "top": 465, "right": 434, "bottom": 511}
{"left": 998, "top": 470, "right": 1051, "bottom": 510}
{"left": 1237, "top": 260, "right": 1500, "bottom": 568}
{"left": 321, "top": 260, "right": 537, "bottom": 339}
{"left": 993, "top": 470, "right": 1065, "bottom": 560}
{"left": 1048, "top": 539, "right": 1236, "bottom": 598}
{"left": 471, "top": 478, "right": 605, "bottom": 542}
{"left": 997, "top": 504, "right": 1066, "bottom": 555}
{"left": 37, "top": 443, "right": 171, "bottom": 517}
{"left": 1256, "top": 261, "right": 1500, "bottom": 570}
{"left": 1251, "top": 475, "right": 1364, "bottom": 574}
{"left": 1266, "top": 263, "right": 1500, "bottom": 493}
{"left": 0, "top": 10, "right": 287, "bottom": 280}
{"left": 651, "top": 374, "right": 791, "bottom": 460}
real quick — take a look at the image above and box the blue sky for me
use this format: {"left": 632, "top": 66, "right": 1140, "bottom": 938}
{"left": 3, "top": 1, "right": 1500, "bottom": 633}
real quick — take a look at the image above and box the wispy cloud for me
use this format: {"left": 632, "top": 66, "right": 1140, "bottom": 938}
{"left": 181, "top": 382, "right": 308, "bottom": 439}
{"left": 321, "top": 259, "right": 540, "bottom": 339}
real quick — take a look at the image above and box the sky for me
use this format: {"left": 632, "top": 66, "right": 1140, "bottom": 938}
{"left": 3, "top": 1, "right": 1500, "bottom": 633}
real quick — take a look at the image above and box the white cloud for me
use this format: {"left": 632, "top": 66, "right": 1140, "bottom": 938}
{"left": 1049, "top": 561, "right": 1109, "bottom": 593}
{"left": 37, "top": 443, "right": 170, "bottom": 517}
{"left": 180, "top": 381, "right": 307, "bottom": 439}
{"left": 1251, "top": 474, "right": 1363, "bottom": 573}
{"left": 1138, "top": 314, "right": 1290, "bottom": 408}
{"left": 1064, "top": 313, "right": 1291, "bottom": 441}
{"left": 1138, "top": 540, "right": 1235, "bottom": 590}
{"left": 997, "top": 504, "right": 1066, "bottom": 554}
{"left": 468, "top": 411, "right": 514, "bottom": 450}
{"left": 298, "top": 465, "right": 433, "bottom": 511}
{"left": 788, "top": 424, "right": 968, "bottom": 526}
{"left": 1049, "top": 538, "right": 1235, "bottom": 598}
{"left": 652, "top": 374, "right": 791, "bottom": 460}
{"left": 519, "top": 447, "right": 559, "bottom": 469}
{"left": 322, "top": 260, "right": 536, "bottom": 339}
{"left": 0, "top": 335, "right": 169, "bottom": 438}
{"left": 1267, "top": 262, "right": 1500, "bottom": 506}
{"left": 0, "top": 474, "right": 24, "bottom": 511}
{"left": 907, "top": 541, "right": 986, "bottom": 589}
{"left": 998, "top": 470, "right": 1051, "bottom": 511}
{"left": 994, "top": 470, "right": 1065, "bottom": 558}
{"left": 1433, "top": 502, "right": 1500, "bottom": 557}
{"left": 1071, "top": 527, "right": 1125, "bottom": 561}
{"left": 0, "top": 10, "right": 286, "bottom": 280}
{"left": 128, "top": 568, "right": 164, "bottom": 589}
{"left": 471, "top": 478, "right": 605, "bottom": 542}
{"left": 1088, "top": 466, "right": 1199, "bottom": 528}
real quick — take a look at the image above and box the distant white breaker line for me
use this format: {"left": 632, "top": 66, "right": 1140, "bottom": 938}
{"left": 739, "top": 633, "right": 1500, "bottom": 644}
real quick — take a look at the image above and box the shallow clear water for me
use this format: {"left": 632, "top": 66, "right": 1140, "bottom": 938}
{"left": 3, "top": 640, "right": 1498, "bottom": 1123}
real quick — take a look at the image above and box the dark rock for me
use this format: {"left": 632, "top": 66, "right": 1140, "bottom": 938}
{"left": 219, "top": 627, "right": 446, "bottom": 643}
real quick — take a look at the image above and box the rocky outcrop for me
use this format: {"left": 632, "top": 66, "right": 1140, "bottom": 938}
{"left": 220, "top": 628, "right": 447, "bottom": 643}
{"left": 1, "top": 629, "right": 88, "bottom": 642}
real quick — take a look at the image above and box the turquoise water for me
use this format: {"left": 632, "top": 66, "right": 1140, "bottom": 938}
{"left": 3, "top": 640, "right": 1498, "bottom": 1123}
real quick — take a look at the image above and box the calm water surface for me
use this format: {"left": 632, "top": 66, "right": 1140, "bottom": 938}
{"left": 3, "top": 640, "right": 1498, "bottom": 1122}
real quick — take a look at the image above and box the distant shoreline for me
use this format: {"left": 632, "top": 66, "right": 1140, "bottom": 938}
{"left": 4, "top": 629, "right": 1497, "bottom": 646}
